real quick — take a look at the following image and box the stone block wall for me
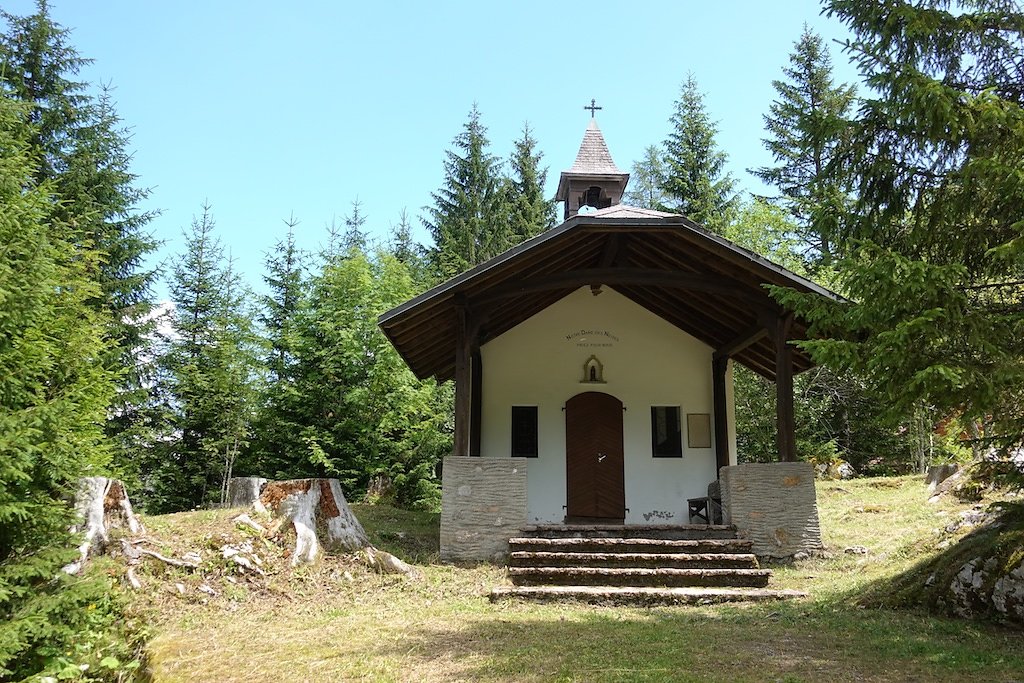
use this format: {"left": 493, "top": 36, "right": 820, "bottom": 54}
{"left": 440, "top": 456, "right": 528, "bottom": 563}
{"left": 720, "top": 462, "right": 823, "bottom": 559}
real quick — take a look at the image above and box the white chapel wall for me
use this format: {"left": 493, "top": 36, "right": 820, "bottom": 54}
{"left": 479, "top": 286, "right": 728, "bottom": 524}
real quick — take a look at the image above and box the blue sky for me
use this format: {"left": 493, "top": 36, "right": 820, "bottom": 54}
{"left": 6, "top": 1, "right": 859, "bottom": 297}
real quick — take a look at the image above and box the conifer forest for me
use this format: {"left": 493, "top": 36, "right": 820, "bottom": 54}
{"left": 2, "top": 1, "right": 1024, "bottom": 679}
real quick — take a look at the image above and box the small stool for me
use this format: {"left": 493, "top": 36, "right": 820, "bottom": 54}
{"left": 687, "top": 496, "right": 712, "bottom": 524}
{"left": 687, "top": 495, "right": 723, "bottom": 524}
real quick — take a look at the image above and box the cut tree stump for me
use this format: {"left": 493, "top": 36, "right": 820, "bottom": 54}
{"left": 259, "top": 479, "right": 369, "bottom": 565}
{"left": 227, "top": 477, "right": 268, "bottom": 509}
{"left": 925, "top": 464, "right": 960, "bottom": 492}
{"left": 64, "top": 477, "right": 144, "bottom": 575}
{"left": 258, "top": 478, "right": 419, "bottom": 576}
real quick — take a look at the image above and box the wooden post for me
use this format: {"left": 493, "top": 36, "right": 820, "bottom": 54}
{"left": 712, "top": 357, "right": 730, "bottom": 477}
{"left": 774, "top": 314, "right": 796, "bottom": 462}
{"left": 453, "top": 301, "right": 471, "bottom": 457}
{"left": 470, "top": 350, "right": 482, "bottom": 456}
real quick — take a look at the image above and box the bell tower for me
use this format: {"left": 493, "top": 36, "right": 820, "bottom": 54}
{"left": 555, "top": 101, "right": 630, "bottom": 220}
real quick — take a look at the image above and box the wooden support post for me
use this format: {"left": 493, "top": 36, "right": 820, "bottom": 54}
{"left": 470, "top": 350, "right": 482, "bottom": 457}
{"left": 712, "top": 357, "right": 730, "bottom": 476}
{"left": 774, "top": 314, "right": 796, "bottom": 462}
{"left": 453, "top": 301, "right": 471, "bottom": 457}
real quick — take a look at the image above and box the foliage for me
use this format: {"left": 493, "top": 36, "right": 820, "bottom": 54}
{"left": 151, "top": 205, "right": 260, "bottom": 512}
{"left": 1, "top": 1, "right": 159, "bottom": 490}
{"left": 0, "top": 93, "right": 141, "bottom": 682}
{"left": 659, "top": 73, "right": 738, "bottom": 229}
{"left": 753, "top": 25, "right": 855, "bottom": 267}
{"left": 505, "top": 122, "right": 556, "bottom": 244}
{"left": 291, "top": 248, "right": 449, "bottom": 507}
{"left": 341, "top": 198, "right": 368, "bottom": 253}
{"left": 623, "top": 144, "right": 668, "bottom": 210}
{"left": 777, "top": 1, "right": 1024, "bottom": 457}
{"left": 722, "top": 199, "right": 923, "bottom": 471}
{"left": 245, "top": 219, "right": 309, "bottom": 480}
{"left": 424, "top": 104, "right": 507, "bottom": 279}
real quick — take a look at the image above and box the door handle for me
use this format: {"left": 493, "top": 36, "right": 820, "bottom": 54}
{"left": 597, "top": 452, "right": 606, "bottom": 462}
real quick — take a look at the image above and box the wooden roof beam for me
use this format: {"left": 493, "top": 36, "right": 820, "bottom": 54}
{"left": 713, "top": 324, "right": 769, "bottom": 362}
{"left": 469, "top": 268, "right": 748, "bottom": 307}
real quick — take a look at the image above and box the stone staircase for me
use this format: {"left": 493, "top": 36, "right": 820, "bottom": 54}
{"left": 490, "top": 524, "right": 806, "bottom": 605}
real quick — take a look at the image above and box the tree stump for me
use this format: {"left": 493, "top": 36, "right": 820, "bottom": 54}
{"left": 227, "top": 476, "right": 268, "bottom": 509}
{"left": 63, "top": 477, "right": 144, "bottom": 574}
{"left": 259, "top": 479, "right": 369, "bottom": 565}
{"left": 258, "top": 478, "right": 420, "bottom": 576}
{"left": 926, "top": 464, "right": 960, "bottom": 492}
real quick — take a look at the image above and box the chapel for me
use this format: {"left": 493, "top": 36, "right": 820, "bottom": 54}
{"left": 379, "top": 111, "right": 835, "bottom": 561}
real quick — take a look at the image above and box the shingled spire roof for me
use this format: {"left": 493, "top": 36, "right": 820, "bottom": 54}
{"left": 556, "top": 117, "right": 630, "bottom": 219}
{"left": 567, "top": 119, "right": 624, "bottom": 174}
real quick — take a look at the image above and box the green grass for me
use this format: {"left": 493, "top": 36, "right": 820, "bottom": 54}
{"left": 137, "top": 477, "right": 1024, "bottom": 682}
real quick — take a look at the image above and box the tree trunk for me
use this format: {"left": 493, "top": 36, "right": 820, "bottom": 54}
{"left": 63, "top": 477, "right": 144, "bottom": 574}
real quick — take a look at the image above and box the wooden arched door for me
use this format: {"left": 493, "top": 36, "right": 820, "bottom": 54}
{"left": 565, "top": 391, "right": 625, "bottom": 523}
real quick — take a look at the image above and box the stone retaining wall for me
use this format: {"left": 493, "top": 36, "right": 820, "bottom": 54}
{"left": 720, "top": 462, "right": 823, "bottom": 559}
{"left": 440, "top": 456, "right": 528, "bottom": 563}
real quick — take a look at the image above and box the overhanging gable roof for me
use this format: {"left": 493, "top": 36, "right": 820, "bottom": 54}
{"left": 379, "top": 210, "right": 842, "bottom": 382}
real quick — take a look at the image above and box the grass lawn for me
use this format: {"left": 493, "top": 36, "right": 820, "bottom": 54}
{"left": 138, "top": 477, "right": 1024, "bottom": 682}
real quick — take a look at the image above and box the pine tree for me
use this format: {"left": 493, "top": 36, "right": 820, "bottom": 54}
{"left": 425, "top": 104, "right": 506, "bottom": 279}
{"left": 0, "top": 94, "right": 126, "bottom": 681}
{"left": 660, "top": 74, "right": 738, "bottom": 229}
{"left": 781, "top": 0, "right": 1024, "bottom": 464}
{"left": 753, "top": 26, "right": 855, "bottom": 266}
{"left": 505, "top": 122, "right": 555, "bottom": 243}
{"left": 624, "top": 144, "right": 668, "bottom": 210}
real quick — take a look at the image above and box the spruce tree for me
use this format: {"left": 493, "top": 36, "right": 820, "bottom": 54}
{"left": 0, "top": 0, "right": 89, "bottom": 182}
{"left": 425, "top": 104, "right": 506, "bottom": 279}
{"left": 389, "top": 208, "right": 427, "bottom": 286}
{"left": 781, "top": 0, "right": 1024, "bottom": 462}
{"left": 342, "top": 198, "right": 368, "bottom": 253}
{"left": 157, "top": 205, "right": 259, "bottom": 510}
{"left": 624, "top": 144, "right": 669, "bottom": 210}
{"left": 753, "top": 26, "right": 855, "bottom": 266}
{"left": 505, "top": 122, "right": 555, "bottom": 243}
{"left": 248, "top": 218, "right": 310, "bottom": 479}
{"left": 1, "top": 3, "right": 159, "bottom": 481}
{"left": 296, "top": 249, "right": 449, "bottom": 504}
{"left": 0, "top": 95, "right": 127, "bottom": 681}
{"left": 660, "top": 74, "right": 738, "bottom": 229}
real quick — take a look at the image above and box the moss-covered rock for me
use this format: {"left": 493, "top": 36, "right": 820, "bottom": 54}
{"left": 861, "top": 501, "right": 1024, "bottom": 627}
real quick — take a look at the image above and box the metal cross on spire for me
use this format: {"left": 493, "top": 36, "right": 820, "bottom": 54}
{"left": 584, "top": 98, "right": 602, "bottom": 118}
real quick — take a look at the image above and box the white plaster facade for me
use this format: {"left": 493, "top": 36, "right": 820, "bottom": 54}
{"left": 480, "top": 286, "right": 738, "bottom": 524}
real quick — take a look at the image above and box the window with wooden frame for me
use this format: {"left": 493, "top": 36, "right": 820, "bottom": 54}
{"left": 651, "top": 406, "right": 683, "bottom": 457}
{"left": 511, "top": 406, "right": 539, "bottom": 457}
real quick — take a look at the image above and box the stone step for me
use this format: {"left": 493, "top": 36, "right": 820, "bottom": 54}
{"left": 518, "top": 524, "right": 737, "bottom": 541}
{"left": 490, "top": 585, "right": 807, "bottom": 606}
{"left": 508, "top": 566, "right": 771, "bottom": 588}
{"left": 508, "top": 551, "right": 759, "bottom": 570}
{"left": 508, "top": 537, "right": 754, "bottom": 555}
